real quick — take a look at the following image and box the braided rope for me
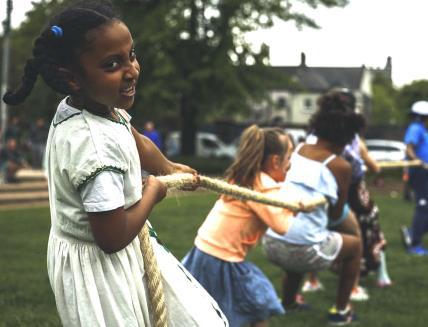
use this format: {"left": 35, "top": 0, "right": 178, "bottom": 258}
{"left": 157, "top": 173, "right": 327, "bottom": 211}
{"left": 138, "top": 224, "right": 168, "bottom": 327}
{"left": 377, "top": 159, "right": 422, "bottom": 169}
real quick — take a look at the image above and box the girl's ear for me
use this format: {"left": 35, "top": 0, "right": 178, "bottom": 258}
{"left": 272, "top": 154, "right": 282, "bottom": 170}
{"left": 58, "top": 67, "right": 81, "bottom": 93}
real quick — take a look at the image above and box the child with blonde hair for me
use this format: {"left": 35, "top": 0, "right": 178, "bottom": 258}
{"left": 183, "top": 125, "right": 294, "bottom": 327}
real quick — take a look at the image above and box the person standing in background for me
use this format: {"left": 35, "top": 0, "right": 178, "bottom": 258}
{"left": 29, "top": 117, "right": 49, "bottom": 168}
{"left": 402, "top": 100, "right": 428, "bottom": 256}
{"left": 143, "top": 120, "right": 163, "bottom": 150}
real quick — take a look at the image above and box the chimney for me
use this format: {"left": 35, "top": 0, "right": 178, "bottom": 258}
{"left": 385, "top": 56, "right": 392, "bottom": 70}
{"left": 300, "top": 52, "right": 306, "bottom": 67}
{"left": 384, "top": 56, "right": 392, "bottom": 82}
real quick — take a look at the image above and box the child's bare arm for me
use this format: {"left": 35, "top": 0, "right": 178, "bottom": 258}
{"left": 131, "top": 126, "right": 196, "bottom": 176}
{"left": 359, "top": 139, "right": 380, "bottom": 173}
{"left": 88, "top": 175, "right": 166, "bottom": 254}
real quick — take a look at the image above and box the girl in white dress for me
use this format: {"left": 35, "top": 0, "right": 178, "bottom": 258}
{"left": 3, "top": 1, "right": 228, "bottom": 326}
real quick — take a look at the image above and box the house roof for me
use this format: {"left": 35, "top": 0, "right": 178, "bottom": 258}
{"left": 270, "top": 66, "right": 365, "bottom": 92}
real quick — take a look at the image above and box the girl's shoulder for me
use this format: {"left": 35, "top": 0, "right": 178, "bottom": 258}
{"left": 325, "top": 155, "right": 352, "bottom": 186}
{"left": 295, "top": 144, "right": 334, "bottom": 164}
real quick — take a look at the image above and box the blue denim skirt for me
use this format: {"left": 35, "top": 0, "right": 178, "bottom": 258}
{"left": 182, "top": 247, "right": 284, "bottom": 327}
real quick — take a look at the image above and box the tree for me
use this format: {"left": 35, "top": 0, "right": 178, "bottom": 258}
{"left": 114, "top": 0, "right": 349, "bottom": 154}
{"left": 371, "top": 72, "right": 399, "bottom": 125}
{"left": 396, "top": 80, "right": 428, "bottom": 121}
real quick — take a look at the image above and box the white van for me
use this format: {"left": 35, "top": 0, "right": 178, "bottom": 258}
{"left": 165, "top": 131, "right": 236, "bottom": 159}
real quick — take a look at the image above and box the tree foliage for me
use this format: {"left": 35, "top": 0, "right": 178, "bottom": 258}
{"left": 396, "top": 80, "right": 428, "bottom": 118}
{"left": 3, "top": 0, "right": 349, "bottom": 154}
{"left": 114, "top": 0, "right": 349, "bottom": 154}
{"left": 371, "top": 72, "right": 399, "bottom": 125}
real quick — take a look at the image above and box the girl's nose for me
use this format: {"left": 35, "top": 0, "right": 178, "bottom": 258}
{"left": 125, "top": 61, "right": 140, "bottom": 80}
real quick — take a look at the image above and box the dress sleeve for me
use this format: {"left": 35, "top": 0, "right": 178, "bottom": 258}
{"left": 65, "top": 125, "right": 128, "bottom": 192}
{"left": 80, "top": 170, "right": 125, "bottom": 212}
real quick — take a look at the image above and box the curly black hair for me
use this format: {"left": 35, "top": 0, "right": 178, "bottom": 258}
{"left": 309, "top": 90, "right": 366, "bottom": 147}
{"left": 3, "top": 0, "right": 119, "bottom": 105}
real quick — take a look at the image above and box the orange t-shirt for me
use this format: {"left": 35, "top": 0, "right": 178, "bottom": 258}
{"left": 195, "top": 172, "right": 293, "bottom": 262}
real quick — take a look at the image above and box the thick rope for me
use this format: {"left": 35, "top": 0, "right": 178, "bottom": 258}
{"left": 157, "top": 173, "right": 327, "bottom": 211}
{"left": 377, "top": 159, "right": 422, "bottom": 169}
{"left": 138, "top": 224, "right": 168, "bottom": 327}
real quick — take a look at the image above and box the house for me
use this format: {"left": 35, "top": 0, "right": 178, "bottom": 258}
{"left": 250, "top": 53, "right": 392, "bottom": 126}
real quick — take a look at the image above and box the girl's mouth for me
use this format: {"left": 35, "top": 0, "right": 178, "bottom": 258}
{"left": 120, "top": 85, "right": 135, "bottom": 97}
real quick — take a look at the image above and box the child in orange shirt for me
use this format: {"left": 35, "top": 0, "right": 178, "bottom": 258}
{"left": 182, "top": 125, "right": 294, "bottom": 327}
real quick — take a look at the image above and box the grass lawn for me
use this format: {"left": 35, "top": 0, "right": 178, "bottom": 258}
{"left": 1, "top": 187, "right": 428, "bottom": 326}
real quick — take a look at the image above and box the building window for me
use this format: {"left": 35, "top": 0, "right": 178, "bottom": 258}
{"left": 304, "top": 98, "right": 313, "bottom": 112}
{"left": 277, "top": 97, "right": 287, "bottom": 108}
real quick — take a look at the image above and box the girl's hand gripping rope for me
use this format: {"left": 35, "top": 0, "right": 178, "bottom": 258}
{"left": 169, "top": 163, "right": 200, "bottom": 191}
{"left": 143, "top": 175, "right": 167, "bottom": 204}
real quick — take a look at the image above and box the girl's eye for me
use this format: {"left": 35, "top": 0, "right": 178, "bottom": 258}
{"left": 104, "top": 61, "right": 119, "bottom": 70}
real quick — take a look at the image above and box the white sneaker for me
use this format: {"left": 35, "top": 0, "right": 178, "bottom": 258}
{"left": 350, "top": 286, "right": 369, "bottom": 301}
{"left": 377, "top": 277, "right": 393, "bottom": 288}
{"left": 301, "top": 280, "right": 324, "bottom": 293}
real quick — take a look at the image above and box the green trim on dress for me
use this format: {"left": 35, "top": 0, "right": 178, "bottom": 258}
{"left": 76, "top": 165, "right": 126, "bottom": 191}
{"left": 53, "top": 112, "right": 82, "bottom": 127}
{"left": 103, "top": 110, "right": 128, "bottom": 128}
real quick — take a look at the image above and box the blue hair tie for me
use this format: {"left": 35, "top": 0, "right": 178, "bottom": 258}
{"left": 51, "top": 25, "right": 63, "bottom": 38}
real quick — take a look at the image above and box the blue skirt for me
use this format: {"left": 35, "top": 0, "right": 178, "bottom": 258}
{"left": 182, "top": 247, "right": 285, "bottom": 327}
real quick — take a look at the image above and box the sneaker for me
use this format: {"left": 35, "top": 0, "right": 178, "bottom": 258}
{"left": 328, "top": 305, "right": 357, "bottom": 325}
{"left": 301, "top": 280, "right": 324, "bottom": 293}
{"left": 283, "top": 294, "right": 311, "bottom": 312}
{"left": 408, "top": 245, "right": 428, "bottom": 256}
{"left": 350, "top": 286, "right": 369, "bottom": 302}
{"left": 400, "top": 226, "right": 412, "bottom": 250}
{"left": 377, "top": 279, "right": 393, "bottom": 288}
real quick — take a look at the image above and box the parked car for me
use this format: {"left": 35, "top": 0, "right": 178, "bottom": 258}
{"left": 285, "top": 127, "right": 307, "bottom": 145}
{"left": 165, "top": 131, "right": 237, "bottom": 159}
{"left": 365, "top": 139, "right": 406, "bottom": 162}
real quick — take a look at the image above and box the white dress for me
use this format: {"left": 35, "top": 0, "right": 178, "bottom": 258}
{"left": 46, "top": 98, "right": 228, "bottom": 327}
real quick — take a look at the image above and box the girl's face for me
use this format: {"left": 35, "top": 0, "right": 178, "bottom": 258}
{"left": 72, "top": 21, "right": 140, "bottom": 111}
{"left": 269, "top": 135, "right": 293, "bottom": 183}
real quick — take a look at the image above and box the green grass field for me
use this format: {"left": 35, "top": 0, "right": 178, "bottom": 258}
{"left": 1, "top": 188, "right": 428, "bottom": 326}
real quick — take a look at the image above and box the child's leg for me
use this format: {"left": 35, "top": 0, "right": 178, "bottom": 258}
{"left": 377, "top": 250, "right": 392, "bottom": 287}
{"left": 335, "top": 233, "right": 362, "bottom": 310}
{"left": 302, "top": 271, "right": 324, "bottom": 293}
{"left": 282, "top": 271, "right": 304, "bottom": 308}
{"left": 333, "top": 210, "right": 361, "bottom": 238}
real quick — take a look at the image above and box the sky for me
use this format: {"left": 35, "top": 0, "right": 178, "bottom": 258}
{"left": 1, "top": 0, "right": 427, "bottom": 87}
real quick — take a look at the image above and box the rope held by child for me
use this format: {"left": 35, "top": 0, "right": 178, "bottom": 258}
{"left": 139, "top": 171, "right": 344, "bottom": 327}
{"left": 138, "top": 225, "right": 168, "bottom": 327}
{"left": 139, "top": 172, "right": 328, "bottom": 327}
{"left": 157, "top": 173, "right": 327, "bottom": 211}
